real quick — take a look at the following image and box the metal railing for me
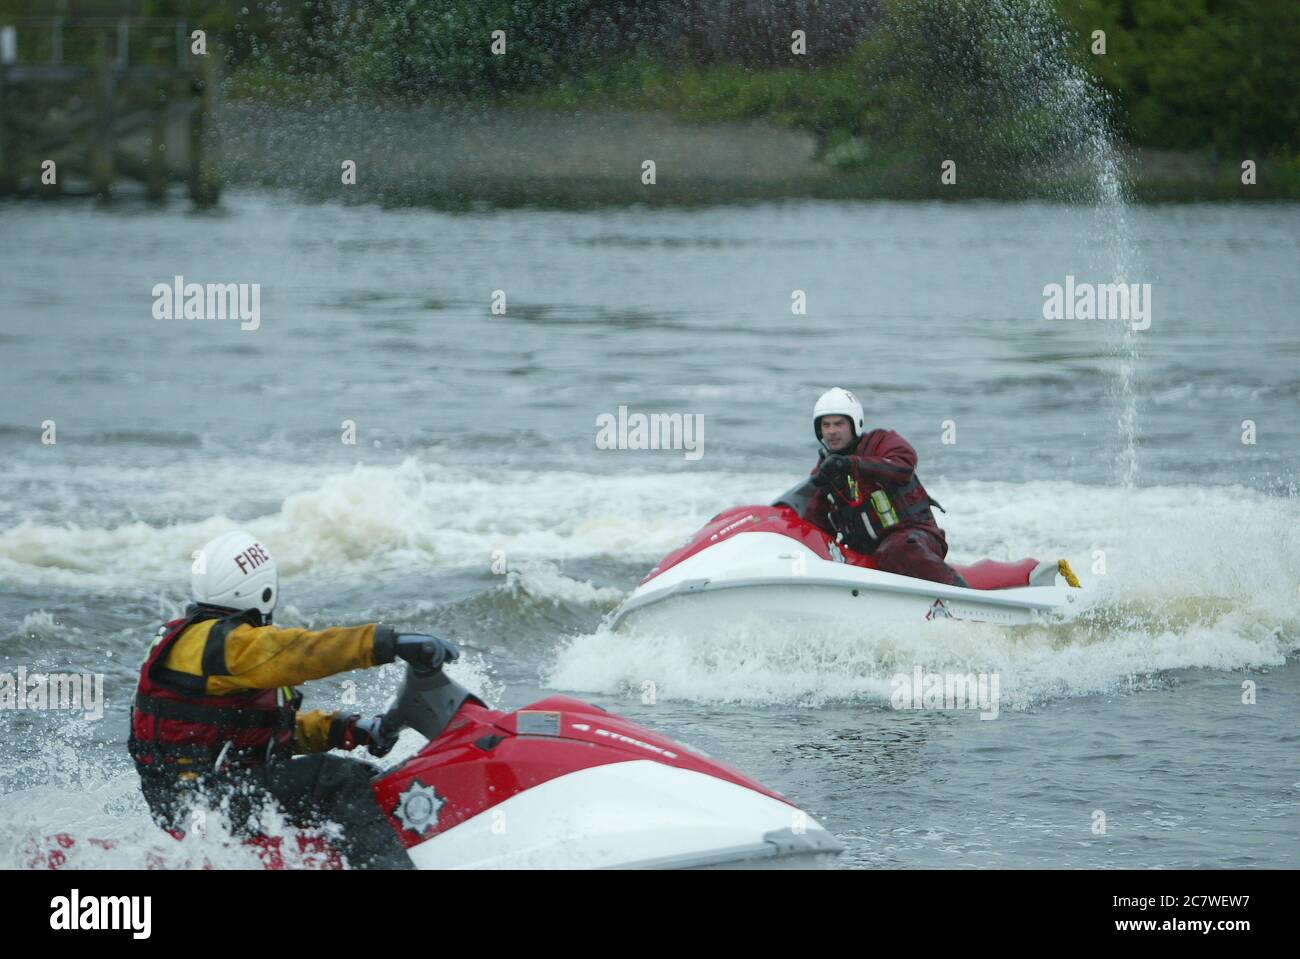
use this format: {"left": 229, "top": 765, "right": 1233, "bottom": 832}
{"left": 1, "top": 17, "right": 192, "bottom": 70}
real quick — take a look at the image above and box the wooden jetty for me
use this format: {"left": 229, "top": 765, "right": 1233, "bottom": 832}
{"left": 0, "top": 15, "right": 220, "bottom": 204}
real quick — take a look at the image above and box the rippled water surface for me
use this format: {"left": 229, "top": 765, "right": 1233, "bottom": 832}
{"left": 1, "top": 194, "right": 1297, "bottom": 867}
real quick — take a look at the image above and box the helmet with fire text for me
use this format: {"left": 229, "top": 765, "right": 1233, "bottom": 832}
{"left": 191, "top": 530, "right": 278, "bottom": 619}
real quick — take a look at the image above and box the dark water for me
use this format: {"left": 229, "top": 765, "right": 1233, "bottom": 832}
{"left": 1, "top": 193, "right": 1297, "bottom": 867}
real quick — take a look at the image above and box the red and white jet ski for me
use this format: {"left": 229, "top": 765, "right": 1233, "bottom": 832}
{"left": 28, "top": 664, "right": 842, "bottom": 870}
{"left": 611, "top": 480, "right": 1086, "bottom": 633}
{"left": 371, "top": 667, "right": 840, "bottom": 868}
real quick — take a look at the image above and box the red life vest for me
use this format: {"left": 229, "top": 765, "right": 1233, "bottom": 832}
{"left": 128, "top": 607, "right": 297, "bottom": 778}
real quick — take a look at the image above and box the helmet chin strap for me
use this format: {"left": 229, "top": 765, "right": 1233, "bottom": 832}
{"left": 191, "top": 600, "right": 272, "bottom": 626}
{"left": 194, "top": 600, "right": 238, "bottom": 614}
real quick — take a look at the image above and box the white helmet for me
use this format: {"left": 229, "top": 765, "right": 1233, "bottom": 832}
{"left": 192, "top": 530, "right": 278, "bottom": 618}
{"left": 813, "top": 387, "right": 865, "bottom": 440}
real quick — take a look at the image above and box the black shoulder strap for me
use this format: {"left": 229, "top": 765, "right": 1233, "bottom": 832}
{"left": 148, "top": 608, "right": 262, "bottom": 692}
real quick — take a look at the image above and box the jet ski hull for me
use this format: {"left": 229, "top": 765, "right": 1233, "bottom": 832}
{"left": 612, "top": 510, "right": 1085, "bottom": 634}
{"left": 404, "top": 759, "right": 840, "bottom": 869}
{"left": 376, "top": 691, "right": 841, "bottom": 869}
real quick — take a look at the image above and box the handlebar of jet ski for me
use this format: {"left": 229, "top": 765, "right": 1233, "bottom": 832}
{"left": 382, "top": 662, "right": 484, "bottom": 745}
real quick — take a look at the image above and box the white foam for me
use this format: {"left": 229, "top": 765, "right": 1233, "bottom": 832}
{"left": 546, "top": 602, "right": 1294, "bottom": 711}
{"left": 2, "top": 460, "right": 1296, "bottom": 707}
{"left": 17, "top": 610, "right": 61, "bottom": 639}
{"left": 0, "top": 458, "right": 749, "bottom": 590}
{"left": 499, "top": 561, "right": 625, "bottom": 607}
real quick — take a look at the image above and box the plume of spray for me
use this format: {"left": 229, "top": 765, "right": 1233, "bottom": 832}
{"left": 868, "top": 0, "right": 1143, "bottom": 487}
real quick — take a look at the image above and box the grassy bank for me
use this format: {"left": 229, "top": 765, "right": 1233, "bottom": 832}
{"left": 9, "top": 0, "right": 1296, "bottom": 201}
{"left": 225, "top": 54, "right": 1300, "bottom": 202}
{"left": 216, "top": 0, "right": 1298, "bottom": 201}
{"left": 495, "top": 57, "right": 1300, "bottom": 201}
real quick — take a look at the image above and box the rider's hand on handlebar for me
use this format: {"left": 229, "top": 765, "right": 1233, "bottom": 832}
{"left": 332, "top": 713, "right": 400, "bottom": 757}
{"left": 814, "top": 453, "right": 852, "bottom": 487}
{"left": 394, "top": 633, "right": 460, "bottom": 671}
{"left": 352, "top": 714, "right": 400, "bottom": 757}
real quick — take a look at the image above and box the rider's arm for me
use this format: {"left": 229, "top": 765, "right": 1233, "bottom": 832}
{"left": 849, "top": 431, "right": 917, "bottom": 486}
{"left": 800, "top": 474, "right": 835, "bottom": 528}
{"left": 162, "top": 620, "right": 400, "bottom": 695}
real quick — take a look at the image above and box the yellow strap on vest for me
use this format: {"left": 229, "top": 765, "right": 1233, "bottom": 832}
{"left": 1057, "top": 559, "right": 1081, "bottom": 588}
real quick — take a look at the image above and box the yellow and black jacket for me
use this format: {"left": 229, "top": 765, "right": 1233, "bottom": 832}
{"left": 129, "top": 605, "right": 398, "bottom": 777}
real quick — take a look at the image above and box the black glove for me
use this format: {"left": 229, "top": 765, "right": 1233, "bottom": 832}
{"left": 813, "top": 453, "right": 853, "bottom": 487}
{"left": 332, "top": 713, "right": 400, "bottom": 757}
{"left": 394, "top": 633, "right": 460, "bottom": 671}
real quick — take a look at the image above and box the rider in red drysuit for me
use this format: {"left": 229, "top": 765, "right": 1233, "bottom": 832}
{"left": 805, "top": 388, "right": 969, "bottom": 588}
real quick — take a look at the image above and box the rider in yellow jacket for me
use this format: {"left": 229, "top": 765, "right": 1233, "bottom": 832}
{"left": 156, "top": 615, "right": 392, "bottom": 755}
{"left": 130, "top": 530, "right": 458, "bottom": 869}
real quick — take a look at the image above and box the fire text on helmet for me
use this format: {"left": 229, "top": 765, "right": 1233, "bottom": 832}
{"left": 233, "top": 543, "right": 271, "bottom": 574}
